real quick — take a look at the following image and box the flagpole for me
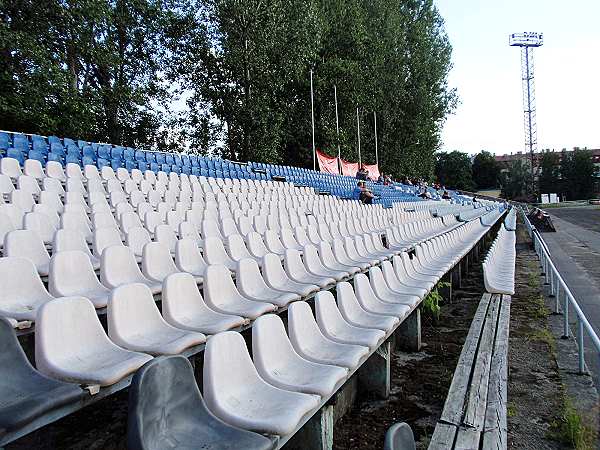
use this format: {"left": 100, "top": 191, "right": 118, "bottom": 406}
{"left": 374, "top": 111, "right": 379, "bottom": 166}
{"left": 356, "top": 107, "right": 361, "bottom": 166}
{"left": 334, "top": 85, "right": 341, "bottom": 174}
{"left": 310, "top": 69, "right": 316, "bottom": 171}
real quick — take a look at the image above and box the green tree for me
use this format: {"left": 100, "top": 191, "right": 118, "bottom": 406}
{"left": 471, "top": 150, "right": 500, "bottom": 189}
{"left": 500, "top": 159, "right": 532, "bottom": 200}
{"left": 560, "top": 148, "right": 597, "bottom": 200}
{"left": 538, "top": 151, "right": 560, "bottom": 195}
{"left": 434, "top": 151, "right": 474, "bottom": 190}
{"left": 0, "top": 0, "right": 191, "bottom": 148}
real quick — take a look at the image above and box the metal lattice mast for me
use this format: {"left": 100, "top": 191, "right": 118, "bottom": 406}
{"left": 510, "top": 33, "right": 543, "bottom": 182}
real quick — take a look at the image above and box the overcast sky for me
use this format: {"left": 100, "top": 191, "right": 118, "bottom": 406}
{"left": 434, "top": 0, "right": 600, "bottom": 155}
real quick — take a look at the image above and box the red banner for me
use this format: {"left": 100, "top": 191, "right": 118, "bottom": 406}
{"left": 363, "top": 163, "right": 380, "bottom": 181}
{"left": 340, "top": 159, "right": 359, "bottom": 177}
{"left": 317, "top": 150, "right": 340, "bottom": 175}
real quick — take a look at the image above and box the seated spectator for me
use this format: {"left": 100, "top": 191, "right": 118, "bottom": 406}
{"left": 357, "top": 181, "right": 375, "bottom": 204}
{"left": 377, "top": 173, "right": 384, "bottom": 184}
{"left": 355, "top": 166, "right": 368, "bottom": 180}
{"left": 384, "top": 174, "right": 392, "bottom": 185}
{"left": 442, "top": 190, "right": 451, "bottom": 200}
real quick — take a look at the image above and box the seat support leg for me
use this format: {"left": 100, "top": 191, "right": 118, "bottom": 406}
{"left": 440, "top": 273, "right": 453, "bottom": 301}
{"left": 286, "top": 405, "right": 334, "bottom": 450}
{"left": 358, "top": 340, "right": 391, "bottom": 399}
{"left": 395, "top": 308, "right": 421, "bottom": 351}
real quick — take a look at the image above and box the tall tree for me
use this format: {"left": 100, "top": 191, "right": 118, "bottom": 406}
{"left": 500, "top": 159, "right": 532, "bottom": 200}
{"left": 472, "top": 150, "right": 500, "bottom": 189}
{"left": 434, "top": 151, "right": 474, "bottom": 190}
{"left": 538, "top": 151, "right": 560, "bottom": 195}
{"left": 560, "top": 148, "right": 597, "bottom": 200}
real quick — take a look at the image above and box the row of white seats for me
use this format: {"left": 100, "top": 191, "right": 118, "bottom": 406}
{"left": 482, "top": 226, "right": 516, "bottom": 295}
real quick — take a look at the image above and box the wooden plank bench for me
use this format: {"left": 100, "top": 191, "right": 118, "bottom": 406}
{"left": 429, "top": 293, "right": 511, "bottom": 450}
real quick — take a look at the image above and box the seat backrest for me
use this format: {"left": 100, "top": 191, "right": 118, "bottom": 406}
{"left": 53, "top": 229, "right": 92, "bottom": 256}
{"left": 175, "top": 238, "right": 207, "bottom": 274}
{"left": 203, "top": 236, "right": 233, "bottom": 267}
{"left": 162, "top": 272, "right": 205, "bottom": 323}
{"left": 283, "top": 249, "right": 307, "bottom": 280}
{"left": 287, "top": 301, "right": 324, "bottom": 350}
{"left": 92, "top": 228, "right": 123, "bottom": 258}
{"left": 18, "top": 174, "right": 41, "bottom": 194}
{"left": 246, "top": 231, "right": 268, "bottom": 258}
{"left": 127, "top": 355, "right": 207, "bottom": 450}
{"left": 10, "top": 189, "right": 35, "bottom": 212}
{"left": 154, "top": 224, "right": 177, "bottom": 252}
{"left": 4, "top": 229, "right": 50, "bottom": 269}
{"left": 203, "top": 264, "right": 239, "bottom": 307}
{"left": 121, "top": 211, "right": 144, "bottom": 233}
{"left": 126, "top": 227, "right": 151, "bottom": 256}
{"left": 24, "top": 211, "right": 57, "bottom": 243}
{"left": 264, "top": 230, "right": 285, "bottom": 254}
{"left": 0, "top": 256, "right": 53, "bottom": 305}
{"left": 384, "top": 423, "right": 416, "bottom": 450}
{"left": 227, "top": 234, "right": 251, "bottom": 261}
{"left": 48, "top": 250, "right": 104, "bottom": 297}
{"left": 252, "top": 314, "right": 297, "bottom": 371}
{"left": 46, "top": 161, "right": 66, "bottom": 180}
{"left": 236, "top": 258, "right": 270, "bottom": 297}
{"left": 0, "top": 157, "right": 22, "bottom": 178}
{"left": 142, "top": 241, "right": 178, "bottom": 281}
{"left": 108, "top": 283, "right": 166, "bottom": 343}
{"left": 101, "top": 245, "right": 147, "bottom": 288}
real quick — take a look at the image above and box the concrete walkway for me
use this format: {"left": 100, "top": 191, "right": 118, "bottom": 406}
{"left": 542, "top": 209, "right": 600, "bottom": 386}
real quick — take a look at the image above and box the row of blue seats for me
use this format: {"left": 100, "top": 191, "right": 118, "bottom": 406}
{"left": 1, "top": 131, "right": 429, "bottom": 205}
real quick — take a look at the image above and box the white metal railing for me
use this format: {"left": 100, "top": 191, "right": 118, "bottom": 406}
{"left": 520, "top": 208, "right": 600, "bottom": 374}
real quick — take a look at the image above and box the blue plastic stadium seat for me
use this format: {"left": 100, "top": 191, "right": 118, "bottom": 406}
{"left": 171, "top": 165, "right": 181, "bottom": 174}
{"left": 12, "top": 134, "right": 29, "bottom": 150}
{"left": 31, "top": 137, "right": 47, "bottom": 153}
{"left": 156, "top": 153, "right": 166, "bottom": 165}
{"left": 28, "top": 150, "right": 45, "bottom": 164}
{"left": 165, "top": 154, "right": 175, "bottom": 166}
{"left": 111, "top": 159, "right": 123, "bottom": 170}
{"left": 150, "top": 162, "right": 159, "bottom": 173}
{"left": 48, "top": 152, "right": 64, "bottom": 164}
{"left": 160, "top": 163, "right": 170, "bottom": 172}
{"left": 181, "top": 165, "right": 191, "bottom": 175}
{"left": 137, "top": 161, "right": 148, "bottom": 171}
{"left": 7, "top": 148, "right": 25, "bottom": 165}
{"left": 0, "top": 132, "right": 9, "bottom": 151}
{"left": 125, "top": 160, "right": 137, "bottom": 170}
{"left": 76, "top": 139, "right": 87, "bottom": 149}
{"left": 47, "top": 136, "right": 61, "bottom": 146}
{"left": 181, "top": 155, "right": 190, "bottom": 167}
{"left": 173, "top": 154, "right": 182, "bottom": 167}
{"left": 98, "top": 146, "right": 111, "bottom": 161}
{"left": 111, "top": 147, "right": 123, "bottom": 161}
{"left": 135, "top": 150, "right": 146, "bottom": 162}
{"left": 50, "top": 142, "right": 65, "bottom": 155}
{"left": 66, "top": 154, "right": 81, "bottom": 165}
{"left": 82, "top": 146, "right": 96, "bottom": 161}
{"left": 63, "top": 138, "right": 76, "bottom": 148}
{"left": 191, "top": 167, "right": 200, "bottom": 176}
{"left": 124, "top": 148, "right": 134, "bottom": 161}
{"left": 82, "top": 156, "right": 95, "bottom": 166}
{"left": 146, "top": 153, "right": 156, "bottom": 164}
{"left": 97, "top": 158, "right": 110, "bottom": 169}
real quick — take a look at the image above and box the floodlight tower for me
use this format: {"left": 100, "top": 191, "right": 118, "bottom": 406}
{"left": 509, "top": 32, "right": 544, "bottom": 183}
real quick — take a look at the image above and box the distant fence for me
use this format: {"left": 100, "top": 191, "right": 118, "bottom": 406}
{"left": 521, "top": 208, "right": 600, "bottom": 374}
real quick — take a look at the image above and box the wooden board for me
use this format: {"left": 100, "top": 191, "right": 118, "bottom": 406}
{"left": 428, "top": 423, "right": 458, "bottom": 450}
{"left": 440, "top": 293, "right": 492, "bottom": 425}
{"left": 463, "top": 295, "right": 502, "bottom": 429}
{"left": 482, "top": 295, "right": 511, "bottom": 450}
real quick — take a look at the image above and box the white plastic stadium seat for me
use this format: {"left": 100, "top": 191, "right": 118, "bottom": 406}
{"left": 252, "top": 314, "right": 347, "bottom": 396}
{"left": 24, "top": 211, "right": 57, "bottom": 245}
{"left": 49, "top": 251, "right": 111, "bottom": 308}
{"left": 108, "top": 283, "right": 206, "bottom": 355}
{"left": 162, "top": 273, "right": 247, "bottom": 334}
{"left": 368, "top": 266, "right": 420, "bottom": 309}
{"left": 93, "top": 227, "right": 124, "bottom": 258}
{"left": 314, "top": 291, "right": 385, "bottom": 349}
{"left": 203, "top": 331, "right": 319, "bottom": 435}
{"left": 336, "top": 281, "right": 398, "bottom": 332}
{"left": 0, "top": 257, "right": 54, "bottom": 322}
{"left": 100, "top": 245, "right": 162, "bottom": 294}
{"left": 303, "top": 244, "right": 349, "bottom": 281}
{"left": 203, "top": 236, "right": 237, "bottom": 271}
{"left": 283, "top": 249, "right": 335, "bottom": 288}
{"left": 262, "top": 253, "right": 319, "bottom": 297}
{"left": 141, "top": 241, "right": 185, "bottom": 284}
{"left": 46, "top": 161, "right": 67, "bottom": 181}
{"left": 174, "top": 238, "right": 208, "bottom": 279}
{"left": 236, "top": 258, "right": 299, "bottom": 307}
{"left": 287, "top": 301, "right": 368, "bottom": 369}
{"left": 203, "top": 265, "right": 277, "bottom": 319}
{"left": 35, "top": 296, "right": 152, "bottom": 387}
{"left": 4, "top": 229, "right": 51, "bottom": 276}
{"left": 353, "top": 274, "right": 410, "bottom": 319}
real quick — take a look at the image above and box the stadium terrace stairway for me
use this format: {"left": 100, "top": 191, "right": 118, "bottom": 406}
{"left": 0, "top": 130, "right": 508, "bottom": 448}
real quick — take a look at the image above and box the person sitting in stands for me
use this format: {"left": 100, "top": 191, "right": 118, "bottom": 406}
{"left": 442, "top": 190, "right": 451, "bottom": 200}
{"left": 357, "top": 181, "right": 375, "bottom": 204}
{"left": 356, "top": 166, "right": 368, "bottom": 180}
{"left": 377, "top": 173, "right": 384, "bottom": 184}
{"left": 384, "top": 174, "right": 392, "bottom": 185}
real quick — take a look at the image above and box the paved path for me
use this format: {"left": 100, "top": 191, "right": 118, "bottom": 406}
{"left": 542, "top": 207, "right": 600, "bottom": 385}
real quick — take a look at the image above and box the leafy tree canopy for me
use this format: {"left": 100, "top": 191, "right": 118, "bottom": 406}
{"left": 471, "top": 150, "right": 500, "bottom": 190}
{"left": 434, "top": 150, "right": 474, "bottom": 191}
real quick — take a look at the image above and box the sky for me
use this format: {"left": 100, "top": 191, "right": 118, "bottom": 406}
{"left": 434, "top": 0, "right": 600, "bottom": 155}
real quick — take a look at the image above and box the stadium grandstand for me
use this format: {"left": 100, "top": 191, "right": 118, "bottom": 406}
{"left": 0, "top": 131, "right": 514, "bottom": 449}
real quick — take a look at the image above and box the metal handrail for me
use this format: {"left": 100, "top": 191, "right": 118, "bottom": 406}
{"left": 520, "top": 208, "right": 600, "bottom": 374}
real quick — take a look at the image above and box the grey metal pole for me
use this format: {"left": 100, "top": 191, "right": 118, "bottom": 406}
{"left": 334, "top": 85, "right": 341, "bottom": 160}
{"left": 310, "top": 69, "right": 316, "bottom": 171}
{"left": 374, "top": 111, "right": 379, "bottom": 166}
{"left": 578, "top": 320, "right": 585, "bottom": 373}
{"left": 356, "top": 107, "right": 361, "bottom": 165}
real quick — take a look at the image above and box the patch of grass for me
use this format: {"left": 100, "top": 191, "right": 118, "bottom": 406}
{"left": 553, "top": 397, "right": 596, "bottom": 450}
{"left": 507, "top": 402, "right": 517, "bottom": 418}
{"left": 528, "top": 272, "right": 541, "bottom": 289}
{"left": 529, "top": 328, "right": 556, "bottom": 352}
{"left": 528, "top": 294, "right": 549, "bottom": 319}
